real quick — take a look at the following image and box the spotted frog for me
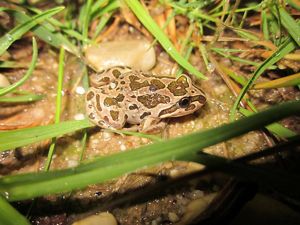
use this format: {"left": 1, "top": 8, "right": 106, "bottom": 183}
{"left": 86, "top": 66, "right": 206, "bottom": 133}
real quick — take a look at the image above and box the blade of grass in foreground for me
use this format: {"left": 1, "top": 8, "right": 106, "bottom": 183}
{"left": 0, "top": 195, "right": 30, "bottom": 225}
{"left": 0, "top": 119, "right": 92, "bottom": 152}
{"left": 0, "top": 37, "right": 38, "bottom": 96}
{"left": 123, "top": 0, "right": 207, "bottom": 80}
{"left": 0, "top": 6, "right": 64, "bottom": 56}
{"left": 0, "top": 100, "right": 299, "bottom": 201}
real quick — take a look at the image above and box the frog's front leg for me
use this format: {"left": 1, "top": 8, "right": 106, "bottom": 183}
{"left": 139, "top": 117, "right": 167, "bottom": 133}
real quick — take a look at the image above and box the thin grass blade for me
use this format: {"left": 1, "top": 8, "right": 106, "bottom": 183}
{"left": 0, "top": 6, "right": 64, "bottom": 56}
{"left": 0, "top": 38, "right": 37, "bottom": 96}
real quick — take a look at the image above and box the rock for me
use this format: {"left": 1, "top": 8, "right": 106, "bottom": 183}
{"left": 72, "top": 212, "right": 118, "bottom": 225}
{"left": 85, "top": 39, "right": 156, "bottom": 71}
{"left": 0, "top": 74, "right": 10, "bottom": 88}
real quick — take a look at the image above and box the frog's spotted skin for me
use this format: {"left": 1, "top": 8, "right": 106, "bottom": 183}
{"left": 86, "top": 66, "right": 206, "bottom": 133}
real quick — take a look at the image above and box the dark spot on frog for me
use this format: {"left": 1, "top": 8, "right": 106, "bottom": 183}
{"left": 129, "top": 104, "right": 138, "bottom": 110}
{"left": 140, "top": 112, "right": 151, "bottom": 119}
{"left": 120, "top": 81, "right": 126, "bottom": 85}
{"left": 96, "top": 94, "right": 102, "bottom": 111}
{"left": 104, "top": 116, "right": 109, "bottom": 122}
{"left": 151, "top": 79, "right": 165, "bottom": 89}
{"left": 129, "top": 75, "right": 150, "bottom": 91}
{"left": 137, "top": 93, "right": 170, "bottom": 109}
{"left": 167, "top": 76, "right": 189, "bottom": 96}
{"left": 110, "top": 110, "right": 119, "bottom": 121}
{"left": 86, "top": 91, "right": 95, "bottom": 100}
{"left": 88, "top": 104, "right": 93, "bottom": 109}
{"left": 98, "top": 77, "right": 110, "bottom": 85}
{"left": 89, "top": 113, "right": 95, "bottom": 119}
{"left": 112, "top": 69, "right": 121, "bottom": 78}
{"left": 98, "top": 120, "right": 105, "bottom": 126}
{"left": 158, "top": 105, "right": 178, "bottom": 117}
{"left": 191, "top": 95, "right": 206, "bottom": 104}
{"left": 131, "top": 95, "right": 136, "bottom": 98}
{"left": 185, "top": 104, "right": 196, "bottom": 111}
{"left": 115, "top": 94, "right": 125, "bottom": 102}
{"left": 104, "top": 97, "right": 118, "bottom": 106}
{"left": 149, "top": 79, "right": 165, "bottom": 92}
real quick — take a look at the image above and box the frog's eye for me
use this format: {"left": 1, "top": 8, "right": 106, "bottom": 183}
{"left": 178, "top": 97, "right": 190, "bottom": 108}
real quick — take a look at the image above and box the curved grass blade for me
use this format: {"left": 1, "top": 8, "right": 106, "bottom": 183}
{"left": 0, "top": 196, "right": 30, "bottom": 225}
{"left": 0, "top": 6, "right": 64, "bottom": 56}
{"left": 230, "top": 37, "right": 298, "bottom": 120}
{"left": 123, "top": 0, "right": 207, "bottom": 80}
{"left": 12, "top": 10, "right": 81, "bottom": 57}
{"left": 0, "top": 100, "right": 299, "bottom": 201}
{"left": 0, "top": 94, "right": 44, "bottom": 103}
{"left": 0, "top": 37, "right": 37, "bottom": 96}
{"left": 0, "top": 119, "right": 92, "bottom": 152}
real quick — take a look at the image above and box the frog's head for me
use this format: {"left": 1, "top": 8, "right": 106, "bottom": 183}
{"left": 158, "top": 75, "right": 206, "bottom": 118}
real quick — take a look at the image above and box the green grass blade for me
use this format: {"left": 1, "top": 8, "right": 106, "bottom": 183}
{"left": 82, "top": 0, "right": 93, "bottom": 43}
{"left": 0, "top": 100, "right": 299, "bottom": 201}
{"left": 0, "top": 196, "right": 30, "bottom": 225}
{"left": 123, "top": 0, "right": 207, "bottom": 80}
{"left": 0, "top": 6, "right": 64, "bottom": 56}
{"left": 0, "top": 37, "right": 37, "bottom": 96}
{"left": 271, "top": 5, "right": 300, "bottom": 46}
{"left": 0, "top": 60, "right": 27, "bottom": 68}
{"left": 12, "top": 10, "right": 81, "bottom": 57}
{"left": 239, "top": 107, "right": 296, "bottom": 138}
{"left": 0, "top": 94, "right": 44, "bottom": 103}
{"left": 0, "top": 119, "right": 92, "bottom": 152}
{"left": 44, "top": 47, "right": 65, "bottom": 171}
{"left": 230, "top": 37, "right": 298, "bottom": 120}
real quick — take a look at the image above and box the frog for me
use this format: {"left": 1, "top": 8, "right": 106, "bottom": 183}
{"left": 85, "top": 66, "right": 206, "bottom": 133}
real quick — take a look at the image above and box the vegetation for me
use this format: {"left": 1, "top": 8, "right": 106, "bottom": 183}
{"left": 0, "top": 0, "right": 299, "bottom": 224}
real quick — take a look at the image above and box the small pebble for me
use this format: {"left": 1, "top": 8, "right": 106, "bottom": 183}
{"left": 72, "top": 212, "right": 117, "bottom": 225}
{"left": 76, "top": 86, "right": 86, "bottom": 95}
{"left": 0, "top": 74, "right": 10, "bottom": 87}
{"left": 74, "top": 113, "right": 85, "bottom": 121}
{"left": 168, "top": 212, "right": 179, "bottom": 223}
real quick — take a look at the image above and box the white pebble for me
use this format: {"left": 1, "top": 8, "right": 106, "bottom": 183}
{"left": 168, "top": 212, "right": 179, "bottom": 222}
{"left": 68, "top": 160, "right": 78, "bottom": 168}
{"left": 0, "top": 74, "right": 10, "bottom": 87}
{"left": 119, "top": 142, "right": 127, "bottom": 151}
{"left": 74, "top": 113, "right": 85, "bottom": 120}
{"left": 76, "top": 86, "right": 86, "bottom": 95}
{"left": 85, "top": 39, "right": 156, "bottom": 71}
{"left": 72, "top": 212, "right": 117, "bottom": 225}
